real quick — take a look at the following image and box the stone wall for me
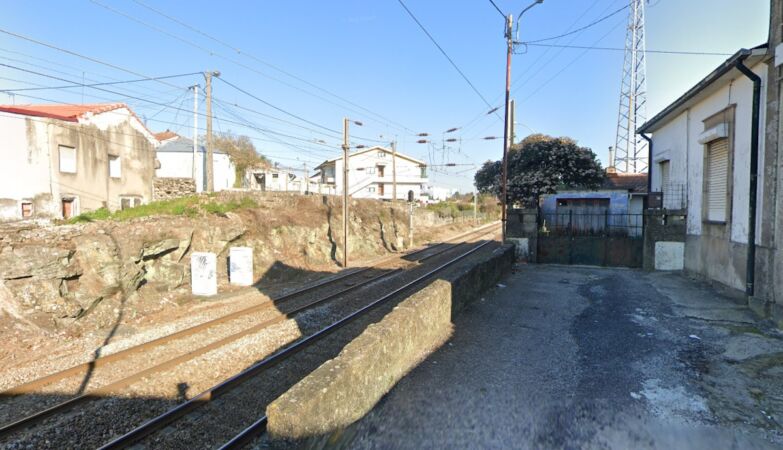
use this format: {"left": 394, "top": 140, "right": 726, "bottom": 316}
{"left": 152, "top": 177, "right": 196, "bottom": 201}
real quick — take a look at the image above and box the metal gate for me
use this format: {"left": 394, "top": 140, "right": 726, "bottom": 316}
{"left": 537, "top": 212, "right": 643, "bottom": 267}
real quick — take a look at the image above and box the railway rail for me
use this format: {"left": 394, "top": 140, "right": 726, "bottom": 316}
{"left": 0, "top": 222, "right": 499, "bottom": 448}
{"left": 101, "top": 228, "right": 500, "bottom": 449}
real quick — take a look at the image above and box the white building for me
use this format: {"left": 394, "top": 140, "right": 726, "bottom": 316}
{"left": 0, "top": 103, "right": 158, "bottom": 220}
{"left": 314, "top": 146, "right": 428, "bottom": 201}
{"left": 155, "top": 135, "right": 236, "bottom": 192}
{"left": 638, "top": 46, "right": 767, "bottom": 293}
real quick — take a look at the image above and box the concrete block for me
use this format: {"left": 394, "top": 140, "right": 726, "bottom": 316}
{"left": 655, "top": 242, "right": 684, "bottom": 271}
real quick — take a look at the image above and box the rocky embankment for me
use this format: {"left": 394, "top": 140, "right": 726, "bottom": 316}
{"left": 0, "top": 193, "right": 458, "bottom": 332}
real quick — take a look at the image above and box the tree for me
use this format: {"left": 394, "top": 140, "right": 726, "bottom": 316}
{"left": 473, "top": 134, "right": 604, "bottom": 208}
{"left": 213, "top": 131, "right": 270, "bottom": 187}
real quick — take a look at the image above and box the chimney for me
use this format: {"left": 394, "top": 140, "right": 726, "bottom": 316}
{"left": 606, "top": 146, "right": 617, "bottom": 174}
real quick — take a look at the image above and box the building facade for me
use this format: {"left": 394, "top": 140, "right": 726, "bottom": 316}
{"left": 314, "top": 146, "right": 428, "bottom": 201}
{"left": 155, "top": 136, "right": 236, "bottom": 193}
{"left": 639, "top": 46, "right": 770, "bottom": 297}
{"left": 0, "top": 103, "right": 158, "bottom": 220}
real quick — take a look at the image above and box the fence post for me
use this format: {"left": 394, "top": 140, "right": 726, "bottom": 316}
{"left": 604, "top": 210, "right": 609, "bottom": 237}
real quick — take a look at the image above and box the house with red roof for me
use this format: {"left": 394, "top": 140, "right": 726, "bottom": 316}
{"left": 0, "top": 103, "right": 159, "bottom": 220}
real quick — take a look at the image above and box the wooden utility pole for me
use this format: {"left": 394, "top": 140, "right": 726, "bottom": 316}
{"left": 204, "top": 71, "right": 220, "bottom": 193}
{"left": 391, "top": 140, "right": 398, "bottom": 202}
{"left": 342, "top": 118, "right": 350, "bottom": 268}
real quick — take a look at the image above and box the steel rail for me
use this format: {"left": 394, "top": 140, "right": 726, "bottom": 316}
{"left": 1, "top": 223, "right": 495, "bottom": 396}
{"left": 0, "top": 223, "right": 499, "bottom": 438}
{"left": 100, "top": 234, "right": 498, "bottom": 450}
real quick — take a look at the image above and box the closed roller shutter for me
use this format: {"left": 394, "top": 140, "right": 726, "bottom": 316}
{"left": 706, "top": 138, "right": 729, "bottom": 222}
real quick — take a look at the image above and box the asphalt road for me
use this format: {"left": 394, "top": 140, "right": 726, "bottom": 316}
{"left": 345, "top": 264, "right": 783, "bottom": 449}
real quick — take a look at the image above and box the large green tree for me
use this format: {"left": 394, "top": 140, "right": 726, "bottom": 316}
{"left": 474, "top": 134, "right": 604, "bottom": 207}
{"left": 213, "top": 131, "right": 270, "bottom": 187}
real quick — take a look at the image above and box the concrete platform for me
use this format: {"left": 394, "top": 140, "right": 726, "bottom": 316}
{"left": 340, "top": 265, "right": 783, "bottom": 449}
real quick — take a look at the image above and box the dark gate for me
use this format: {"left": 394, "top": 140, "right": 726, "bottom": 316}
{"left": 536, "top": 212, "right": 643, "bottom": 267}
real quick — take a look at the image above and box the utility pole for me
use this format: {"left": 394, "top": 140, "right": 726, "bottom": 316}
{"left": 501, "top": 13, "right": 513, "bottom": 243}
{"left": 342, "top": 118, "right": 350, "bottom": 268}
{"left": 190, "top": 84, "right": 199, "bottom": 187}
{"left": 303, "top": 162, "right": 308, "bottom": 194}
{"left": 391, "top": 140, "right": 398, "bottom": 202}
{"left": 408, "top": 198, "right": 414, "bottom": 247}
{"left": 510, "top": 99, "right": 516, "bottom": 145}
{"left": 474, "top": 190, "right": 478, "bottom": 225}
{"left": 204, "top": 71, "right": 220, "bottom": 193}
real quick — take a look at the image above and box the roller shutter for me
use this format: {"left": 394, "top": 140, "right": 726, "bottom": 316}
{"left": 706, "top": 138, "right": 729, "bottom": 222}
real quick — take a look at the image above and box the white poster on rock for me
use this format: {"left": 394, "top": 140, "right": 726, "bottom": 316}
{"left": 229, "top": 247, "right": 254, "bottom": 286}
{"left": 191, "top": 252, "right": 217, "bottom": 296}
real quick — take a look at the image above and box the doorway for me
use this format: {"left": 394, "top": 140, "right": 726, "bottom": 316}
{"left": 62, "top": 198, "right": 75, "bottom": 219}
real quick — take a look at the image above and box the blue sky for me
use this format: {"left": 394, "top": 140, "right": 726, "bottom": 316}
{"left": 0, "top": 0, "right": 769, "bottom": 192}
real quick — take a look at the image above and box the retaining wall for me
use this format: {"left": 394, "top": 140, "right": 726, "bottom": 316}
{"left": 266, "top": 244, "right": 514, "bottom": 441}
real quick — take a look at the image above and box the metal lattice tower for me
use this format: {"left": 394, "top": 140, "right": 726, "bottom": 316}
{"left": 614, "top": 0, "right": 648, "bottom": 174}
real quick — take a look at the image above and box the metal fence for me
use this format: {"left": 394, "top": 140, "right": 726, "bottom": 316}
{"left": 539, "top": 212, "right": 643, "bottom": 237}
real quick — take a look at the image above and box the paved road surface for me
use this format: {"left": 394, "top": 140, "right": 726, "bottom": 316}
{"left": 347, "top": 265, "right": 783, "bottom": 449}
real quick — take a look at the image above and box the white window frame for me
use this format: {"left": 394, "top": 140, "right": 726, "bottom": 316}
{"left": 109, "top": 154, "right": 122, "bottom": 179}
{"left": 377, "top": 150, "right": 387, "bottom": 158}
{"left": 59, "top": 145, "right": 77, "bottom": 174}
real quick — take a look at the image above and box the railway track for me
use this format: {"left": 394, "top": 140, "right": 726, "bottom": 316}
{"left": 0, "top": 223, "right": 499, "bottom": 448}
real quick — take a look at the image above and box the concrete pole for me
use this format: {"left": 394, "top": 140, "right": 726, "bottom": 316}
{"left": 342, "top": 118, "right": 350, "bottom": 267}
{"left": 391, "top": 140, "right": 398, "bottom": 202}
{"left": 501, "top": 14, "right": 513, "bottom": 243}
{"left": 204, "top": 71, "right": 217, "bottom": 193}
{"left": 408, "top": 201, "right": 414, "bottom": 247}
{"left": 191, "top": 84, "right": 198, "bottom": 185}
{"left": 474, "top": 190, "right": 478, "bottom": 225}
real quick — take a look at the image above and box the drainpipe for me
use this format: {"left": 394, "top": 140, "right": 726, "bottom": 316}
{"left": 640, "top": 133, "right": 653, "bottom": 199}
{"left": 735, "top": 56, "right": 761, "bottom": 298}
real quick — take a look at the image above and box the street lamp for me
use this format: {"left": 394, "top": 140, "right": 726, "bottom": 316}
{"left": 342, "top": 118, "right": 363, "bottom": 268}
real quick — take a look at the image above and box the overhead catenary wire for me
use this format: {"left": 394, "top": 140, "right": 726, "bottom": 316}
{"left": 129, "top": 0, "right": 416, "bottom": 134}
{"left": 487, "top": 0, "right": 506, "bottom": 18}
{"left": 521, "top": 43, "right": 733, "bottom": 56}
{"left": 518, "top": 3, "right": 630, "bottom": 44}
{"left": 0, "top": 71, "right": 202, "bottom": 93}
{"left": 396, "top": 0, "right": 500, "bottom": 117}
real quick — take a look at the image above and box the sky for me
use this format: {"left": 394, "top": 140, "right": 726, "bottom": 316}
{"left": 0, "top": 0, "right": 770, "bottom": 193}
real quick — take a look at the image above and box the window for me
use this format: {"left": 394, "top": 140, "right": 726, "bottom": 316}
{"left": 659, "top": 160, "right": 670, "bottom": 190}
{"left": 367, "top": 187, "right": 376, "bottom": 193}
{"left": 271, "top": 173, "right": 279, "bottom": 179}
{"left": 109, "top": 155, "right": 121, "bottom": 178}
{"left": 420, "top": 166, "right": 427, "bottom": 178}
{"left": 377, "top": 165, "right": 385, "bottom": 177}
{"left": 21, "top": 202, "right": 33, "bottom": 218}
{"left": 706, "top": 138, "right": 729, "bottom": 222}
{"left": 120, "top": 196, "right": 142, "bottom": 210}
{"left": 378, "top": 151, "right": 387, "bottom": 158}
{"left": 59, "top": 145, "right": 76, "bottom": 173}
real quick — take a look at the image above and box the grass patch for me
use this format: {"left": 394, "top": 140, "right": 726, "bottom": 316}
{"left": 65, "top": 195, "right": 258, "bottom": 224}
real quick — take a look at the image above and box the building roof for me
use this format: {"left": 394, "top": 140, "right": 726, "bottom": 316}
{"left": 157, "top": 137, "right": 227, "bottom": 154}
{"left": 603, "top": 172, "right": 648, "bottom": 193}
{"left": 315, "top": 145, "right": 426, "bottom": 169}
{"left": 153, "top": 130, "right": 180, "bottom": 141}
{"left": 0, "top": 103, "right": 130, "bottom": 122}
{"left": 638, "top": 44, "right": 768, "bottom": 134}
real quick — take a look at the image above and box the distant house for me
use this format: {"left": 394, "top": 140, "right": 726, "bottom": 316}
{"left": 155, "top": 133, "right": 236, "bottom": 192}
{"left": 540, "top": 171, "right": 648, "bottom": 236}
{"left": 638, "top": 45, "right": 768, "bottom": 293}
{"left": 0, "top": 103, "right": 158, "bottom": 220}
{"left": 314, "top": 146, "right": 428, "bottom": 201}
{"left": 245, "top": 166, "right": 336, "bottom": 195}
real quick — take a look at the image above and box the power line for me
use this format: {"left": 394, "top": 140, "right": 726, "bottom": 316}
{"left": 522, "top": 43, "right": 733, "bottom": 56}
{"left": 0, "top": 71, "right": 201, "bottom": 93}
{"left": 396, "top": 0, "right": 496, "bottom": 112}
{"left": 130, "top": 0, "right": 416, "bottom": 134}
{"left": 519, "top": 3, "right": 630, "bottom": 44}
{"left": 488, "top": 0, "right": 506, "bottom": 18}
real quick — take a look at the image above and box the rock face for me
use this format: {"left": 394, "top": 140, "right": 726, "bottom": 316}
{"left": 0, "top": 194, "right": 455, "bottom": 330}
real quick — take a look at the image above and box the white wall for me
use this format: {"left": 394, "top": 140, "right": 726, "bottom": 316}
{"left": 156, "top": 150, "right": 236, "bottom": 192}
{"left": 328, "top": 147, "right": 427, "bottom": 201}
{"left": 650, "top": 61, "right": 767, "bottom": 244}
{"left": 0, "top": 113, "right": 53, "bottom": 219}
